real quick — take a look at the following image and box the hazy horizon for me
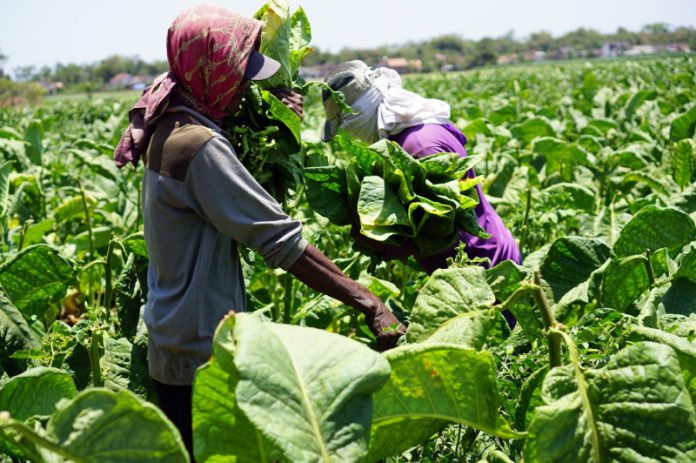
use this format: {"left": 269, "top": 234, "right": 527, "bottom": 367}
{"left": 2, "top": 0, "right": 695, "bottom": 75}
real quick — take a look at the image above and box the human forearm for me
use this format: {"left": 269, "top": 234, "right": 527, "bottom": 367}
{"left": 288, "top": 244, "right": 405, "bottom": 351}
{"left": 288, "top": 244, "right": 378, "bottom": 313}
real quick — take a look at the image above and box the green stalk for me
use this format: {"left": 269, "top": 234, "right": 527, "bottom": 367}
{"left": 644, "top": 249, "right": 655, "bottom": 289}
{"left": 282, "top": 273, "right": 295, "bottom": 324}
{"left": 17, "top": 219, "right": 33, "bottom": 251}
{"left": 518, "top": 187, "right": 532, "bottom": 253}
{"left": 532, "top": 272, "right": 562, "bottom": 368}
{"left": 90, "top": 329, "right": 103, "bottom": 387}
{"left": 78, "top": 180, "right": 95, "bottom": 258}
{"left": 0, "top": 420, "right": 82, "bottom": 462}
{"left": 102, "top": 236, "right": 115, "bottom": 324}
{"left": 551, "top": 327, "right": 601, "bottom": 463}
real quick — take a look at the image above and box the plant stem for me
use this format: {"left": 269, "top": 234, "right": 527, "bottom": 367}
{"left": 518, "top": 187, "right": 532, "bottom": 253}
{"left": 551, "top": 327, "right": 601, "bottom": 463}
{"left": 18, "top": 219, "right": 33, "bottom": 251}
{"left": 78, "top": 180, "right": 94, "bottom": 258}
{"left": 0, "top": 420, "right": 82, "bottom": 462}
{"left": 103, "top": 236, "right": 115, "bottom": 324}
{"left": 532, "top": 272, "right": 562, "bottom": 368}
{"left": 282, "top": 273, "right": 295, "bottom": 324}
{"left": 90, "top": 329, "right": 103, "bottom": 387}
{"left": 644, "top": 249, "right": 655, "bottom": 289}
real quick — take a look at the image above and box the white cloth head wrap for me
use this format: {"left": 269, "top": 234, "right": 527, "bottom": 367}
{"left": 340, "top": 67, "right": 451, "bottom": 143}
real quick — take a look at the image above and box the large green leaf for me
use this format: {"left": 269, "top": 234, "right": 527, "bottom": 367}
{"left": 366, "top": 344, "right": 522, "bottom": 462}
{"left": 0, "top": 388, "right": 189, "bottom": 463}
{"left": 677, "top": 246, "right": 696, "bottom": 282}
{"left": 0, "top": 245, "right": 75, "bottom": 319}
{"left": 524, "top": 342, "right": 696, "bottom": 462}
{"left": 670, "top": 105, "right": 696, "bottom": 141}
{"left": 24, "top": 119, "right": 43, "bottom": 166}
{"left": 193, "top": 359, "right": 280, "bottom": 463}
{"left": 614, "top": 206, "right": 696, "bottom": 258}
{"left": 485, "top": 260, "right": 542, "bottom": 339}
{"left": 304, "top": 166, "right": 351, "bottom": 225}
{"left": 261, "top": 90, "right": 301, "bottom": 144}
{"left": 0, "top": 161, "right": 12, "bottom": 222}
{"left": 672, "top": 139, "right": 696, "bottom": 190}
{"left": 0, "top": 367, "right": 76, "bottom": 421}
{"left": 540, "top": 237, "right": 611, "bottom": 302}
{"left": 101, "top": 337, "right": 151, "bottom": 398}
{"left": 542, "top": 183, "right": 596, "bottom": 214}
{"left": 423, "top": 309, "right": 497, "bottom": 348}
{"left": 419, "top": 151, "right": 481, "bottom": 181}
{"left": 624, "top": 89, "right": 657, "bottom": 119}
{"left": 511, "top": 117, "right": 555, "bottom": 146}
{"left": 533, "top": 137, "right": 588, "bottom": 165}
{"left": 214, "top": 313, "right": 391, "bottom": 463}
{"left": 255, "top": 0, "right": 311, "bottom": 90}
{"left": 407, "top": 267, "right": 496, "bottom": 343}
{"left": 601, "top": 255, "right": 650, "bottom": 311}
{"left": 632, "top": 326, "right": 696, "bottom": 405}
{"left": 357, "top": 176, "right": 409, "bottom": 228}
{"left": 0, "top": 291, "right": 37, "bottom": 367}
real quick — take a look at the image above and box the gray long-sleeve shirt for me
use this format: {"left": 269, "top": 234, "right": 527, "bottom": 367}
{"left": 142, "top": 109, "right": 307, "bottom": 385}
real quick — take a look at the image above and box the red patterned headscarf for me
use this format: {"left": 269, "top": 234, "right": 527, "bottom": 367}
{"left": 114, "top": 5, "right": 261, "bottom": 168}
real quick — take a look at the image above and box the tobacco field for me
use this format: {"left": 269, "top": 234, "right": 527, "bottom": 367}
{"left": 1, "top": 6, "right": 696, "bottom": 460}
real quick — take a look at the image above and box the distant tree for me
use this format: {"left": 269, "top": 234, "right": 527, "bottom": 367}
{"left": 0, "top": 48, "right": 7, "bottom": 79}
{"left": 610, "top": 27, "right": 641, "bottom": 44}
{"left": 527, "top": 31, "right": 555, "bottom": 52}
{"left": 558, "top": 28, "right": 604, "bottom": 52}
{"left": 642, "top": 23, "right": 671, "bottom": 35}
{"left": 14, "top": 65, "right": 35, "bottom": 82}
{"left": 431, "top": 34, "right": 467, "bottom": 53}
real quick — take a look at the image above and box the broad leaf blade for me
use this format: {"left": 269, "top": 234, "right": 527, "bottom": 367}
{"left": 614, "top": 206, "right": 696, "bottom": 258}
{"left": 223, "top": 314, "right": 391, "bottom": 463}
{"left": 193, "top": 359, "right": 280, "bottom": 463}
{"left": 0, "top": 244, "right": 75, "bottom": 319}
{"left": 407, "top": 267, "right": 496, "bottom": 343}
{"left": 524, "top": 342, "right": 696, "bottom": 462}
{"left": 0, "top": 367, "right": 76, "bottom": 421}
{"left": 366, "top": 344, "right": 522, "bottom": 462}
{"left": 540, "top": 237, "right": 611, "bottom": 302}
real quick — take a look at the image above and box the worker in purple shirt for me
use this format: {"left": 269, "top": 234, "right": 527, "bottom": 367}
{"left": 321, "top": 60, "right": 521, "bottom": 274}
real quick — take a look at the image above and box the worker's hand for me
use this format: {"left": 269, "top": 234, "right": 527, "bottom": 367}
{"left": 363, "top": 303, "right": 406, "bottom": 352}
{"left": 269, "top": 88, "right": 303, "bottom": 118}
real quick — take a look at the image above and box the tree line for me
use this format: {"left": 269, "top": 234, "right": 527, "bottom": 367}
{"left": 0, "top": 22, "right": 694, "bottom": 91}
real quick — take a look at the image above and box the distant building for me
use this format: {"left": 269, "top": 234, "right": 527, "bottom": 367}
{"left": 522, "top": 50, "right": 546, "bottom": 62}
{"left": 667, "top": 43, "right": 691, "bottom": 53}
{"left": 601, "top": 42, "right": 631, "bottom": 58}
{"left": 625, "top": 45, "right": 657, "bottom": 56}
{"left": 108, "top": 72, "right": 132, "bottom": 88}
{"left": 497, "top": 53, "right": 518, "bottom": 65}
{"left": 377, "top": 57, "right": 423, "bottom": 74}
{"left": 549, "top": 47, "right": 576, "bottom": 60}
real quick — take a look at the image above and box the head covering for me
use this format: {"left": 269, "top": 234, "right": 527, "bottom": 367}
{"left": 114, "top": 5, "right": 279, "bottom": 168}
{"left": 321, "top": 60, "right": 450, "bottom": 143}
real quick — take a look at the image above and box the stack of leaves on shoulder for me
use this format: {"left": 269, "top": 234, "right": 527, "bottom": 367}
{"left": 305, "top": 135, "right": 490, "bottom": 257}
{"left": 222, "top": 0, "right": 313, "bottom": 204}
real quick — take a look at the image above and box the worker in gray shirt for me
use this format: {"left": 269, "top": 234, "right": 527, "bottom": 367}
{"left": 114, "top": 6, "right": 404, "bottom": 459}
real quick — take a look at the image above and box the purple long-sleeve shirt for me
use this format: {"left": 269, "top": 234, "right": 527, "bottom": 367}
{"left": 389, "top": 123, "right": 521, "bottom": 273}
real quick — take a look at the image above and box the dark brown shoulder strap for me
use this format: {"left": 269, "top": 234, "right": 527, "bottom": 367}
{"left": 145, "top": 113, "right": 216, "bottom": 181}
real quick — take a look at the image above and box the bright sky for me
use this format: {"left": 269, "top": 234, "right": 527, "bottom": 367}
{"left": 1, "top": 0, "right": 695, "bottom": 73}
